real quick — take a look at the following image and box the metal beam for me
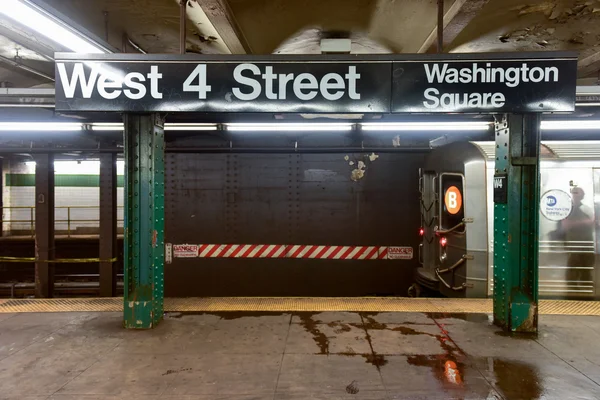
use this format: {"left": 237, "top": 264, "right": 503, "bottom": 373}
{"left": 0, "top": 54, "right": 54, "bottom": 82}
{"left": 34, "top": 153, "right": 54, "bottom": 298}
{"left": 0, "top": 23, "right": 55, "bottom": 61}
{"left": 419, "top": 0, "right": 490, "bottom": 54}
{"left": 123, "top": 114, "right": 165, "bottom": 329}
{"left": 195, "top": 0, "right": 251, "bottom": 54}
{"left": 99, "top": 152, "right": 117, "bottom": 297}
{"left": 0, "top": 160, "right": 3, "bottom": 238}
{"left": 578, "top": 51, "right": 600, "bottom": 79}
{"left": 493, "top": 114, "right": 540, "bottom": 333}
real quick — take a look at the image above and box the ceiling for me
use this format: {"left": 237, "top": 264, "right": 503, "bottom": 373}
{"left": 0, "top": 0, "right": 599, "bottom": 88}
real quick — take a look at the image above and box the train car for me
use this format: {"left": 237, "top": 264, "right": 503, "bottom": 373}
{"left": 415, "top": 140, "right": 600, "bottom": 300}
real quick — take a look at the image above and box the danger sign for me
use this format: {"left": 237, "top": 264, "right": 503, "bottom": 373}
{"left": 173, "top": 244, "right": 199, "bottom": 258}
{"left": 387, "top": 246, "right": 413, "bottom": 260}
{"left": 444, "top": 186, "right": 462, "bottom": 215}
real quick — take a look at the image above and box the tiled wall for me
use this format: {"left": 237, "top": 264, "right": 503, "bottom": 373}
{"left": 2, "top": 160, "right": 125, "bottom": 235}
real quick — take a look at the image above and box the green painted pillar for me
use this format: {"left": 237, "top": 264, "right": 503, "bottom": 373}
{"left": 493, "top": 114, "right": 540, "bottom": 333}
{"left": 123, "top": 114, "right": 165, "bottom": 329}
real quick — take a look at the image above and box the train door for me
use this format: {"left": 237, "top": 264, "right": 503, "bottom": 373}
{"left": 539, "top": 165, "right": 596, "bottom": 298}
{"left": 436, "top": 173, "right": 467, "bottom": 296}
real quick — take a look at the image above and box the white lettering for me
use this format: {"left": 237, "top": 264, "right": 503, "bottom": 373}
{"left": 529, "top": 67, "right": 544, "bottom": 82}
{"left": 424, "top": 63, "right": 447, "bottom": 83}
{"left": 278, "top": 73, "right": 294, "bottom": 100}
{"left": 491, "top": 92, "right": 505, "bottom": 107}
{"left": 345, "top": 66, "right": 361, "bottom": 100}
{"left": 293, "top": 73, "right": 318, "bottom": 101}
{"left": 423, "top": 88, "right": 440, "bottom": 109}
{"left": 147, "top": 66, "right": 163, "bottom": 99}
{"left": 545, "top": 66, "right": 559, "bottom": 82}
{"left": 123, "top": 72, "right": 146, "bottom": 99}
{"left": 233, "top": 63, "right": 262, "bottom": 100}
{"left": 262, "top": 66, "right": 277, "bottom": 100}
{"left": 97, "top": 75, "right": 122, "bottom": 100}
{"left": 422, "top": 62, "right": 560, "bottom": 88}
{"left": 422, "top": 90, "right": 506, "bottom": 109}
{"left": 320, "top": 73, "right": 345, "bottom": 100}
{"left": 57, "top": 62, "right": 99, "bottom": 99}
{"left": 448, "top": 192, "right": 457, "bottom": 209}
{"left": 183, "top": 64, "right": 212, "bottom": 99}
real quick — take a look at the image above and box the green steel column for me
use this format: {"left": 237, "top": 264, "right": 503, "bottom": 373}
{"left": 123, "top": 114, "right": 165, "bottom": 329}
{"left": 493, "top": 114, "right": 540, "bottom": 332}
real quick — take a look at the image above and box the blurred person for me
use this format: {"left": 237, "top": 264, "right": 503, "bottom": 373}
{"left": 561, "top": 187, "right": 595, "bottom": 285}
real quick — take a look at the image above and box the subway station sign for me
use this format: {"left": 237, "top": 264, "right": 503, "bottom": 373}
{"left": 54, "top": 52, "right": 578, "bottom": 114}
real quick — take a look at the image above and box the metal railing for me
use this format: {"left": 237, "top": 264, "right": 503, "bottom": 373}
{"left": 1, "top": 206, "right": 124, "bottom": 237}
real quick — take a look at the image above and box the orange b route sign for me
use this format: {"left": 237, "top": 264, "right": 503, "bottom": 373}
{"left": 444, "top": 186, "right": 462, "bottom": 215}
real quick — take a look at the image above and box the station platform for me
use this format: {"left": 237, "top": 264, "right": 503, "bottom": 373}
{"left": 0, "top": 298, "right": 599, "bottom": 399}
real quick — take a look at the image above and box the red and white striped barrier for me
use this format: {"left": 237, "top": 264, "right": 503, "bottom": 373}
{"left": 170, "top": 244, "right": 413, "bottom": 260}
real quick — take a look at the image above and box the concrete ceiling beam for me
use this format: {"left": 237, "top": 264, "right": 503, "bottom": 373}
{"left": 418, "top": 0, "right": 490, "bottom": 53}
{"left": 0, "top": 21, "right": 56, "bottom": 61}
{"left": 578, "top": 51, "right": 600, "bottom": 79}
{"left": 192, "top": 0, "right": 251, "bottom": 54}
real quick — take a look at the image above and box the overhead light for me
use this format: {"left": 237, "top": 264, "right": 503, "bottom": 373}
{"left": 541, "top": 120, "right": 600, "bottom": 130}
{"left": 360, "top": 122, "right": 492, "bottom": 131}
{"left": 164, "top": 123, "right": 217, "bottom": 131}
{"left": 0, "top": 122, "right": 81, "bottom": 131}
{"left": 226, "top": 123, "right": 354, "bottom": 131}
{"left": 0, "top": 0, "right": 109, "bottom": 53}
{"left": 90, "top": 123, "right": 123, "bottom": 131}
{"left": 90, "top": 123, "right": 218, "bottom": 131}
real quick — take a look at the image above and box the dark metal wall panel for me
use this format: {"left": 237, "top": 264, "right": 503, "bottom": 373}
{"left": 164, "top": 151, "right": 426, "bottom": 297}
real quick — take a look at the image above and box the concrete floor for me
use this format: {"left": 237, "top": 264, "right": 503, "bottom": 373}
{"left": 0, "top": 311, "right": 599, "bottom": 399}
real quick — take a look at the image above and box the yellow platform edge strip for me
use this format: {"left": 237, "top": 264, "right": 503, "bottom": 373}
{"left": 0, "top": 297, "right": 599, "bottom": 316}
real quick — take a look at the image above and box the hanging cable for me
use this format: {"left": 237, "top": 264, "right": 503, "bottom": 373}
{"left": 436, "top": 269, "right": 466, "bottom": 291}
{"left": 436, "top": 255, "right": 468, "bottom": 274}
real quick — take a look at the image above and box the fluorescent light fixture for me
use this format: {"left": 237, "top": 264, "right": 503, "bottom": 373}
{"left": 360, "top": 122, "right": 492, "bottom": 131}
{"left": 0, "top": 0, "right": 108, "bottom": 53}
{"left": 541, "top": 120, "right": 600, "bottom": 130}
{"left": 90, "top": 123, "right": 218, "bottom": 131}
{"left": 164, "top": 123, "right": 217, "bottom": 131}
{"left": 0, "top": 122, "right": 81, "bottom": 131}
{"left": 226, "top": 123, "right": 354, "bottom": 132}
{"left": 90, "top": 123, "right": 123, "bottom": 131}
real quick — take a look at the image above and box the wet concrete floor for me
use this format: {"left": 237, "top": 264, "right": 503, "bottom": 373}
{"left": 0, "top": 310, "right": 599, "bottom": 399}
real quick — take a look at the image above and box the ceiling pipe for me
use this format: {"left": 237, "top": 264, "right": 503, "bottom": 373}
{"left": 180, "top": 0, "right": 186, "bottom": 54}
{"left": 127, "top": 37, "right": 147, "bottom": 54}
{"left": 437, "top": 0, "right": 444, "bottom": 53}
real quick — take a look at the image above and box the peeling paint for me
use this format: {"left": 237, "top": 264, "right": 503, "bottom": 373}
{"left": 351, "top": 168, "right": 365, "bottom": 182}
{"left": 368, "top": 152, "right": 379, "bottom": 162}
{"left": 349, "top": 161, "right": 355, "bottom": 166}
{"left": 392, "top": 136, "right": 401, "bottom": 147}
{"left": 344, "top": 155, "right": 350, "bottom": 161}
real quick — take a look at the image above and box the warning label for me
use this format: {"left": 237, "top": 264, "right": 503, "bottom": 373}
{"left": 173, "top": 244, "right": 199, "bottom": 258}
{"left": 387, "top": 246, "right": 413, "bottom": 260}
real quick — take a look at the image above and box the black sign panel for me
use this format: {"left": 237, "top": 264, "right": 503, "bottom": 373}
{"left": 493, "top": 174, "right": 508, "bottom": 204}
{"left": 392, "top": 58, "right": 577, "bottom": 113}
{"left": 54, "top": 53, "right": 578, "bottom": 113}
{"left": 55, "top": 58, "right": 391, "bottom": 113}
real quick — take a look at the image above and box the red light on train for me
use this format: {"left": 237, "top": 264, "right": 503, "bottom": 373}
{"left": 440, "top": 237, "right": 447, "bottom": 247}
{"left": 419, "top": 227, "right": 424, "bottom": 236}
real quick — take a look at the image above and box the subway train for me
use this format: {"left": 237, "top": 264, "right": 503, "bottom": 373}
{"left": 415, "top": 140, "right": 600, "bottom": 300}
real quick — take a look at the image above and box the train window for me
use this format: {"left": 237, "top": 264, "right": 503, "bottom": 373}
{"left": 439, "top": 173, "right": 465, "bottom": 233}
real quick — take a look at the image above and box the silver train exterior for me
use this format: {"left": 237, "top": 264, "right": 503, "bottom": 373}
{"left": 416, "top": 140, "right": 600, "bottom": 300}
